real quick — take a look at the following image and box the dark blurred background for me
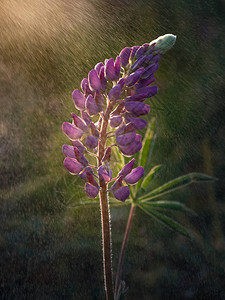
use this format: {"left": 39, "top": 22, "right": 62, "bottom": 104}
{"left": 1, "top": 0, "right": 225, "bottom": 299}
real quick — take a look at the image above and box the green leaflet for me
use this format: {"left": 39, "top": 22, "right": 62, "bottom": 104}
{"left": 135, "top": 118, "right": 157, "bottom": 193}
{"left": 142, "top": 201, "right": 196, "bottom": 215}
{"left": 139, "top": 173, "right": 216, "bottom": 201}
{"left": 138, "top": 204, "right": 191, "bottom": 238}
{"left": 141, "top": 164, "right": 163, "bottom": 189}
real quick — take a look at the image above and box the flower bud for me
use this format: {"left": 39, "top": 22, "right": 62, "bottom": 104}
{"left": 149, "top": 34, "right": 176, "bottom": 54}
{"left": 90, "top": 122, "right": 99, "bottom": 137}
{"left": 62, "top": 145, "right": 76, "bottom": 158}
{"left": 116, "top": 132, "right": 137, "bottom": 146}
{"left": 62, "top": 122, "right": 83, "bottom": 140}
{"left": 102, "top": 147, "right": 111, "bottom": 163}
{"left": 119, "top": 135, "right": 142, "bottom": 156}
{"left": 109, "top": 115, "right": 122, "bottom": 128}
{"left": 111, "top": 176, "right": 124, "bottom": 192}
{"left": 125, "top": 102, "right": 150, "bottom": 116}
{"left": 105, "top": 58, "right": 116, "bottom": 81}
{"left": 71, "top": 140, "right": 85, "bottom": 153}
{"left": 135, "top": 43, "right": 149, "bottom": 58}
{"left": 71, "top": 113, "right": 88, "bottom": 132}
{"left": 119, "top": 158, "right": 135, "bottom": 177}
{"left": 86, "top": 95, "right": 99, "bottom": 116}
{"left": 141, "top": 63, "right": 159, "bottom": 79}
{"left": 114, "top": 56, "right": 121, "bottom": 80}
{"left": 124, "top": 116, "right": 148, "bottom": 130}
{"left": 98, "top": 165, "right": 112, "bottom": 183}
{"left": 79, "top": 167, "right": 93, "bottom": 181}
{"left": 119, "top": 47, "right": 132, "bottom": 67}
{"left": 124, "top": 68, "right": 145, "bottom": 87}
{"left": 85, "top": 182, "right": 99, "bottom": 199}
{"left": 85, "top": 135, "right": 98, "bottom": 149}
{"left": 108, "top": 84, "right": 121, "bottom": 101}
{"left": 72, "top": 89, "right": 86, "bottom": 111}
{"left": 113, "top": 186, "right": 130, "bottom": 202}
{"left": 81, "top": 78, "right": 94, "bottom": 97}
{"left": 99, "top": 66, "right": 108, "bottom": 91}
{"left": 94, "top": 90, "right": 105, "bottom": 112}
{"left": 124, "top": 167, "right": 144, "bottom": 185}
{"left": 130, "top": 46, "right": 140, "bottom": 59}
{"left": 136, "top": 86, "right": 158, "bottom": 98}
{"left": 63, "top": 157, "right": 84, "bottom": 174}
{"left": 135, "top": 75, "right": 155, "bottom": 90}
{"left": 131, "top": 55, "right": 146, "bottom": 71}
{"left": 88, "top": 69, "right": 101, "bottom": 91}
{"left": 95, "top": 62, "right": 104, "bottom": 74}
{"left": 74, "top": 147, "right": 89, "bottom": 167}
{"left": 81, "top": 111, "right": 92, "bottom": 126}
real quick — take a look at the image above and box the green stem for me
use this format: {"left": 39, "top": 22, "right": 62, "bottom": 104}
{"left": 114, "top": 203, "right": 136, "bottom": 299}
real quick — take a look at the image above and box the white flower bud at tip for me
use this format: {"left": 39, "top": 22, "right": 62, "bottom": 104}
{"left": 150, "top": 34, "right": 176, "bottom": 54}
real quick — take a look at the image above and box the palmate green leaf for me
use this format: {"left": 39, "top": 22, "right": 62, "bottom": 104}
{"left": 139, "top": 173, "right": 216, "bottom": 202}
{"left": 141, "top": 164, "right": 163, "bottom": 189}
{"left": 138, "top": 204, "right": 191, "bottom": 238}
{"left": 142, "top": 201, "right": 196, "bottom": 215}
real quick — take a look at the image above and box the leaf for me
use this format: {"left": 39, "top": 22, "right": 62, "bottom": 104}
{"left": 139, "top": 173, "right": 216, "bottom": 201}
{"left": 142, "top": 201, "right": 196, "bottom": 215}
{"left": 141, "top": 164, "right": 163, "bottom": 189}
{"left": 138, "top": 204, "right": 191, "bottom": 238}
{"left": 135, "top": 118, "right": 157, "bottom": 193}
{"left": 113, "top": 146, "right": 125, "bottom": 168}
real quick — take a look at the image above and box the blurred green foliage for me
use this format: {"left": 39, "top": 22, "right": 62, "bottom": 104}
{"left": 1, "top": 0, "right": 225, "bottom": 299}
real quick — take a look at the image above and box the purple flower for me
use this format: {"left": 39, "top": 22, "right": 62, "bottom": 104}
{"left": 98, "top": 165, "right": 112, "bottom": 183}
{"left": 79, "top": 167, "right": 94, "bottom": 181}
{"left": 102, "top": 147, "right": 111, "bottom": 163}
{"left": 105, "top": 58, "right": 116, "bottom": 81}
{"left": 95, "top": 62, "right": 104, "bottom": 74}
{"left": 130, "top": 46, "right": 140, "bottom": 59}
{"left": 99, "top": 66, "right": 108, "bottom": 91}
{"left": 62, "top": 145, "right": 75, "bottom": 158}
{"left": 88, "top": 69, "right": 101, "bottom": 91}
{"left": 135, "top": 86, "right": 158, "bottom": 98}
{"left": 119, "top": 47, "right": 132, "bottom": 67}
{"left": 131, "top": 55, "right": 146, "bottom": 71}
{"left": 109, "top": 115, "right": 122, "bottom": 128}
{"left": 85, "top": 182, "right": 99, "bottom": 199}
{"left": 125, "top": 102, "right": 150, "bottom": 116}
{"left": 85, "top": 135, "right": 98, "bottom": 149}
{"left": 119, "top": 134, "right": 142, "bottom": 156}
{"left": 114, "top": 56, "right": 121, "bottom": 80}
{"left": 71, "top": 113, "right": 88, "bottom": 132}
{"left": 62, "top": 122, "right": 83, "bottom": 140}
{"left": 119, "top": 158, "right": 135, "bottom": 177}
{"left": 74, "top": 147, "right": 89, "bottom": 167}
{"left": 124, "top": 116, "right": 148, "bottom": 130}
{"left": 86, "top": 95, "right": 99, "bottom": 116}
{"left": 113, "top": 186, "right": 130, "bottom": 202}
{"left": 72, "top": 89, "right": 86, "bottom": 111}
{"left": 124, "top": 167, "right": 144, "bottom": 185}
{"left": 124, "top": 68, "right": 145, "bottom": 87}
{"left": 71, "top": 140, "right": 85, "bottom": 153}
{"left": 81, "top": 78, "right": 94, "bottom": 97}
{"left": 141, "top": 63, "right": 159, "bottom": 79}
{"left": 108, "top": 84, "right": 121, "bottom": 101}
{"left": 94, "top": 91, "right": 105, "bottom": 112}
{"left": 135, "top": 43, "right": 149, "bottom": 58}
{"left": 63, "top": 157, "right": 84, "bottom": 174}
{"left": 116, "top": 132, "right": 137, "bottom": 146}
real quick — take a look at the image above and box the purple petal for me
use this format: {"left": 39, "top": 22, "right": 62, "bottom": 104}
{"left": 124, "top": 68, "right": 145, "bottom": 87}
{"left": 125, "top": 102, "right": 150, "bottom": 116}
{"left": 141, "top": 63, "right": 159, "bottom": 79}
{"left": 79, "top": 167, "right": 93, "bottom": 181}
{"left": 74, "top": 147, "right": 89, "bottom": 167}
{"left": 113, "top": 186, "right": 130, "bottom": 202}
{"left": 111, "top": 176, "right": 124, "bottom": 192}
{"left": 105, "top": 58, "right": 116, "bottom": 81}
{"left": 71, "top": 140, "right": 85, "bottom": 153}
{"left": 124, "top": 94, "right": 147, "bottom": 102}
{"left": 85, "top": 182, "right": 99, "bottom": 199}
{"left": 116, "top": 132, "right": 137, "bottom": 146}
{"left": 144, "top": 53, "right": 154, "bottom": 64}
{"left": 135, "top": 43, "right": 149, "bottom": 58}
{"left": 86, "top": 172, "right": 99, "bottom": 188}
{"left": 72, "top": 89, "right": 86, "bottom": 111}
{"left": 114, "top": 56, "right": 121, "bottom": 80}
{"left": 130, "top": 46, "right": 140, "bottom": 59}
{"left": 85, "top": 135, "right": 98, "bottom": 149}
{"left": 94, "top": 90, "right": 105, "bottom": 112}
{"left": 152, "top": 53, "right": 162, "bottom": 63}
{"left": 135, "top": 75, "right": 155, "bottom": 90}
{"left": 119, "top": 135, "right": 142, "bottom": 156}
{"left": 99, "top": 66, "right": 108, "bottom": 91}
{"left": 98, "top": 165, "right": 112, "bottom": 183}
{"left": 108, "top": 84, "right": 121, "bottom": 101}
{"left": 119, "top": 47, "right": 132, "bottom": 67}
{"left": 136, "top": 86, "right": 158, "bottom": 98}
{"left": 71, "top": 113, "right": 88, "bottom": 132}
{"left": 119, "top": 158, "right": 135, "bottom": 177}
{"left": 86, "top": 95, "right": 99, "bottom": 116}
{"left": 81, "top": 111, "right": 92, "bottom": 126}
{"left": 109, "top": 115, "right": 122, "bottom": 128}
{"left": 81, "top": 78, "right": 93, "bottom": 97}
{"left": 62, "top": 145, "right": 75, "bottom": 158}
{"left": 95, "top": 62, "right": 104, "bottom": 74}
{"left": 62, "top": 122, "right": 83, "bottom": 140}
{"left": 124, "top": 166, "right": 144, "bottom": 185}
{"left": 63, "top": 157, "right": 84, "bottom": 174}
{"left": 125, "top": 116, "right": 148, "bottom": 130}
{"left": 131, "top": 55, "right": 146, "bottom": 71}
{"left": 88, "top": 69, "right": 101, "bottom": 91}
{"left": 111, "top": 102, "right": 125, "bottom": 116}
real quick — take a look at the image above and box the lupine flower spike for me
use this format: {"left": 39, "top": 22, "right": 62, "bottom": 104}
{"left": 62, "top": 34, "right": 176, "bottom": 201}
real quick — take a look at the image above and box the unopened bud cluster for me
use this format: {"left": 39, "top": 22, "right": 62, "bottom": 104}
{"left": 62, "top": 34, "right": 176, "bottom": 201}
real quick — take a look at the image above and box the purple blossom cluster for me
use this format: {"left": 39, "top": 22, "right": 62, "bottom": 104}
{"left": 62, "top": 35, "right": 174, "bottom": 201}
